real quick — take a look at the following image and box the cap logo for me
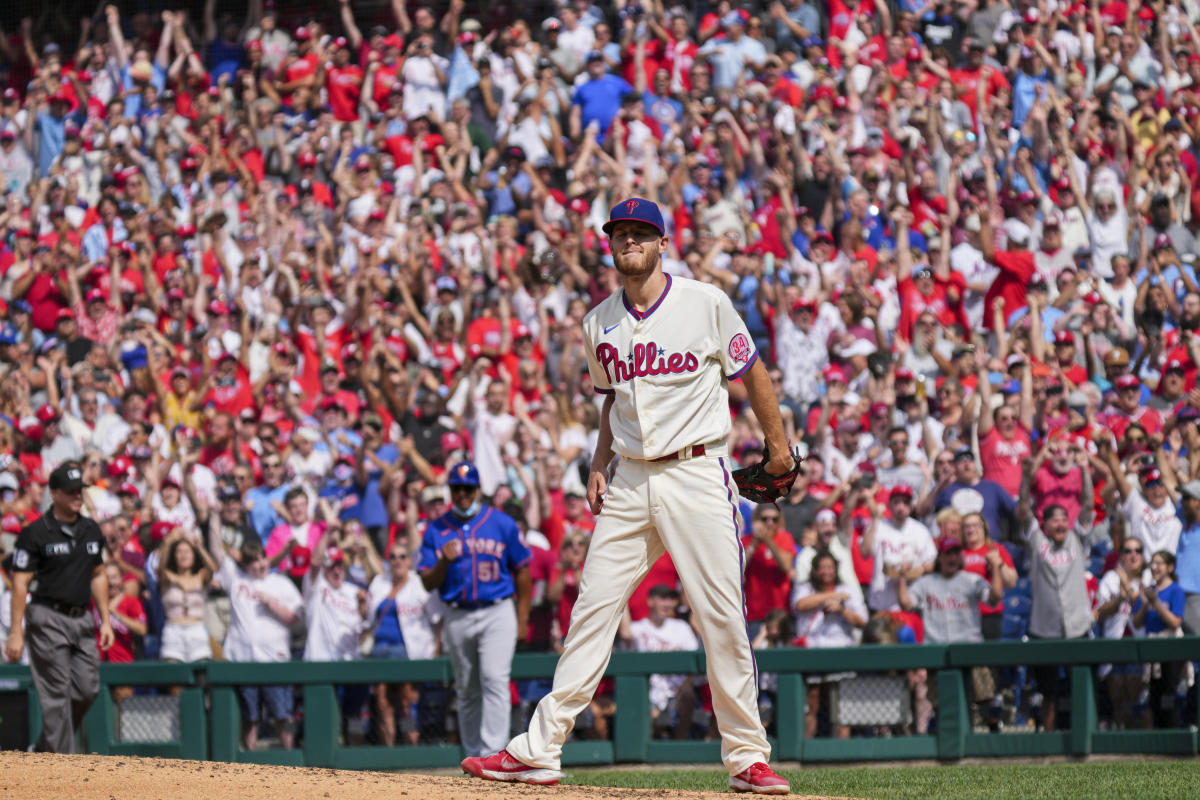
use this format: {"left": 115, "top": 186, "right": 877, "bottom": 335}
{"left": 67, "top": 469, "right": 81, "bottom": 481}
{"left": 457, "top": 464, "right": 471, "bottom": 477}
{"left": 624, "top": 199, "right": 640, "bottom": 214}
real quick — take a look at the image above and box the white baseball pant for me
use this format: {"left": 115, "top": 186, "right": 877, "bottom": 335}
{"left": 506, "top": 452, "right": 770, "bottom": 774}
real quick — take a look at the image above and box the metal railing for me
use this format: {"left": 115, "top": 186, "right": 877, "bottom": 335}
{"left": 0, "top": 638, "right": 1197, "bottom": 766}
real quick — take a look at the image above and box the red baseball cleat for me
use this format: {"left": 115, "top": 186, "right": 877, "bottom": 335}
{"left": 729, "top": 762, "right": 790, "bottom": 794}
{"left": 460, "top": 749, "right": 563, "bottom": 786}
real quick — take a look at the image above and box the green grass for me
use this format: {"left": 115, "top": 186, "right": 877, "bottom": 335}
{"left": 565, "top": 761, "right": 1200, "bottom": 799}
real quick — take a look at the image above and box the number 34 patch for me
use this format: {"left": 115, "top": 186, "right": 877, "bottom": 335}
{"left": 728, "top": 333, "right": 752, "bottom": 364}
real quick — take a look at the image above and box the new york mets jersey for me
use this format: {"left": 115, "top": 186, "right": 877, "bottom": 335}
{"left": 582, "top": 274, "right": 759, "bottom": 461}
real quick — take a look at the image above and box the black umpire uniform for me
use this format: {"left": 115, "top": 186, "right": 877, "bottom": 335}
{"left": 5, "top": 461, "right": 112, "bottom": 753}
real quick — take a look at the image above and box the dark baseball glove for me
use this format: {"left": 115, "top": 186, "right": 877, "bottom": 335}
{"left": 732, "top": 448, "right": 803, "bottom": 504}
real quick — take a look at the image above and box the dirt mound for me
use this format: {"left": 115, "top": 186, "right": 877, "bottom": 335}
{"left": 0, "top": 752, "right": 856, "bottom": 799}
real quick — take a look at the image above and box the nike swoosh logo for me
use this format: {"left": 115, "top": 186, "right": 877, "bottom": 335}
{"left": 604, "top": 324, "right": 620, "bottom": 334}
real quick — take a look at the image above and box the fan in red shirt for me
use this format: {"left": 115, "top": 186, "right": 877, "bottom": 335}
{"left": 204, "top": 352, "right": 255, "bottom": 417}
{"left": 323, "top": 37, "right": 363, "bottom": 123}
{"left": 301, "top": 359, "right": 363, "bottom": 418}
{"left": 661, "top": 15, "right": 698, "bottom": 91}
{"left": 541, "top": 488, "right": 596, "bottom": 566}
{"left": 980, "top": 209, "right": 1038, "bottom": 331}
{"left": 976, "top": 362, "right": 1034, "bottom": 497}
{"left": 276, "top": 27, "right": 320, "bottom": 106}
{"left": 1101, "top": 374, "right": 1163, "bottom": 441}
{"left": 896, "top": 266, "right": 953, "bottom": 342}
{"left": 741, "top": 508, "right": 797, "bottom": 631}
{"left": 370, "top": 36, "right": 405, "bottom": 108}
{"left": 950, "top": 39, "right": 1010, "bottom": 122}
{"left": 1050, "top": 331, "right": 1089, "bottom": 385}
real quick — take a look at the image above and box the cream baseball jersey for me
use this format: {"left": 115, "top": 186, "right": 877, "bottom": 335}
{"left": 582, "top": 274, "right": 759, "bottom": 461}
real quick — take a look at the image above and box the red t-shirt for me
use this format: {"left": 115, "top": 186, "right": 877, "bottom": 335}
{"left": 551, "top": 563, "right": 583, "bottom": 639}
{"left": 960, "top": 544, "right": 1013, "bottom": 616}
{"left": 1033, "top": 464, "right": 1084, "bottom": 528}
{"left": 27, "top": 272, "right": 67, "bottom": 333}
{"left": 741, "top": 531, "right": 797, "bottom": 622}
{"left": 979, "top": 425, "right": 1031, "bottom": 497}
{"left": 203, "top": 365, "right": 255, "bottom": 416}
{"left": 326, "top": 64, "right": 364, "bottom": 122}
{"left": 97, "top": 593, "right": 145, "bottom": 663}
{"left": 525, "top": 546, "right": 557, "bottom": 645}
{"left": 896, "top": 277, "right": 954, "bottom": 341}
{"left": 983, "top": 250, "right": 1036, "bottom": 330}
{"left": 628, "top": 554, "right": 679, "bottom": 620}
{"left": 372, "top": 62, "right": 402, "bottom": 107}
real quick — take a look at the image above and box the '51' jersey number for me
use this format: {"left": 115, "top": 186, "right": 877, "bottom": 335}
{"left": 477, "top": 561, "right": 500, "bottom": 583}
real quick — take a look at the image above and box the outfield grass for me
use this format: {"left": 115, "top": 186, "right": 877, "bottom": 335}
{"left": 566, "top": 761, "right": 1200, "bottom": 799}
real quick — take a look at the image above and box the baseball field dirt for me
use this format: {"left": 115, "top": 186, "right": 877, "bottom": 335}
{"left": 0, "top": 753, "right": 856, "bottom": 799}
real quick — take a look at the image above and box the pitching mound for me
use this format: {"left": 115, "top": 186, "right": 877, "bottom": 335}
{"left": 0, "top": 752, "right": 857, "bottom": 799}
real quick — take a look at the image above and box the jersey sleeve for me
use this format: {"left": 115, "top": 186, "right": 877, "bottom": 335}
{"left": 417, "top": 522, "right": 440, "bottom": 573}
{"left": 506, "top": 517, "right": 533, "bottom": 570}
{"left": 581, "top": 321, "right": 614, "bottom": 395}
{"left": 907, "top": 577, "right": 928, "bottom": 611}
{"left": 11, "top": 526, "right": 39, "bottom": 573}
{"left": 714, "top": 291, "right": 759, "bottom": 379}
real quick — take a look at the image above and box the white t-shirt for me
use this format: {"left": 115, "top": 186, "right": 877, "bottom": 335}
{"left": 216, "top": 557, "right": 303, "bottom": 663}
{"left": 288, "top": 448, "right": 333, "bottom": 493}
{"left": 629, "top": 617, "right": 699, "bottom": 712}
{"left": 303, "top": 568, "right": 366, "bottom": 661}
{"left": 366, "top": 573, "right": 444, "bottom": 660}
{"left": 1096, "top": 568, "right": 1144, "bottom": 641}
{"left": 1120, "top": 491, "right": 1182, "bottom": 556}
{"left": 867, "top": 516, "right": 937, "bottom": 611}
{"left": 151, "top": 494, "right": 197, "bottom": 533}
{"left": 790, "top": 581, "right": 868, "bottom": 648}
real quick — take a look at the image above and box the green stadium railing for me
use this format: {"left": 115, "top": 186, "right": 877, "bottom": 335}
{"left": 0, "top": 637, "right": 1197, "bottom": 766}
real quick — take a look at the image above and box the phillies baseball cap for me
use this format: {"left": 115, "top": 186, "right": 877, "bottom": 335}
{"left": 1166, "top": 358, "right": 1187, "bottom": 373}
{"left": 601, "top": 197, "right": 665, "bottom": 237}
{"left": 325, "top": 546, "right": 346, "bottom": 565}
{"left": 824, "top": 365, "right": 848, "bottom": 383}
{"left": 35, "top": 404, "right": 59, "bottom": 424}
{"left": 938, "top": 536, "right": 963, "bottom": 553}
{"left": 889, "top": 484, "right": 915, "bottom": 502}
{"left": 1054, "top": 330, "right": 1075, "bottom": 346}
{"left": 1116, "top": 374, "right": 1140, "bottom": 389}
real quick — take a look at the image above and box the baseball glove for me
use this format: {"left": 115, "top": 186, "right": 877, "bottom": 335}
{"left": 732, "top": 448, "right": 803, "bottom": 504}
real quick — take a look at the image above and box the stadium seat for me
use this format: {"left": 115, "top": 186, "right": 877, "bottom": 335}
{"left": 1004, "top": 594, "right": 1031, "bottom": 617}
{"left": 1012, "top": 576, "right": 1032, "bottom": 597}
{"left": 1000, "top": 614, "right": 1028, "bottom": 640}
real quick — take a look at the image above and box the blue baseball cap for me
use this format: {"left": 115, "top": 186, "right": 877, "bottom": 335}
{"left": 447, "top": 461, "right": 480, "bottom": 487}
{"left": 0, "top": 325, "right": 17, "bottom": 345}
{"left": 602, "top": 197, "right": 665, "bottom": 237}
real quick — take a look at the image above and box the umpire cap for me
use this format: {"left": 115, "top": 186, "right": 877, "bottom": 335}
{"left": 602, "top": 197, "right": 665, "bottom": 237}
{"left": 448, "top": 461, "right": 481, "bottom": 487}
{"left": 49, "top": 461, "right": 87, "bottom": 491}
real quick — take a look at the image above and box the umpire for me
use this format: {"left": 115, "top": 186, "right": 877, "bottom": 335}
{"left": 4, "top": 460, "right": 113, "bottom": 753}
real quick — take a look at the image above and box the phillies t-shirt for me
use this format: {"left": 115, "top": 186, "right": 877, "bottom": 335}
{"left": 907, "top": 570, "right": 989, "bottom": 643}
{"left": 979, "top": 426, "right": 1032, "bottom": 497}
{"left": 326, "top": 64, "right": 363, "bottom": 122}
{"left": 302, "top": 569, "right": 365, "bottom": 661}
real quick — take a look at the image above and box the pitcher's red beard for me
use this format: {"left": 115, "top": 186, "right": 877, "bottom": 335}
{"left": 615, "top": 247, "right": 660, "bottom": 278}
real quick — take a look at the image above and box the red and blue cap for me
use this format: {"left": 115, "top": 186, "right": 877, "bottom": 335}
{"left": 601, "top": 197, "right": 665, "bottom": 237}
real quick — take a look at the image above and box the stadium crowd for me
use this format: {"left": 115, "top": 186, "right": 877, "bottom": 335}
{"left": 1, "top": 0, "right": 1199, "bottom": 747}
